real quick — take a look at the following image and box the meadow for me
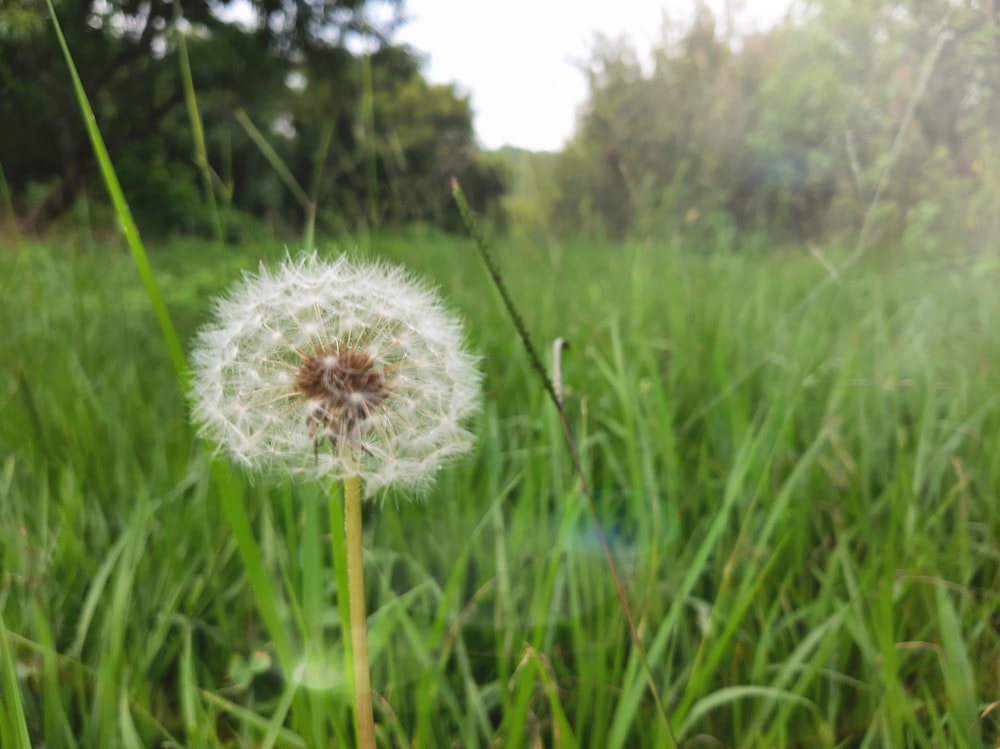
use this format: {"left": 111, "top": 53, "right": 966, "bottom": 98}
{"left": 1, "top": 231, "right": 998, "bottom": 748}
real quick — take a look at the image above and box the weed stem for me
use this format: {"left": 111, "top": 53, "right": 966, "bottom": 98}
{"left": 344, "top": 474, "right": 376, "bottom": 749}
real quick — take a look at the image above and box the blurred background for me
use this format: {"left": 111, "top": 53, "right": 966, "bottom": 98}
{"left": 3, "top": 0, "right": 997, "bottom": 255}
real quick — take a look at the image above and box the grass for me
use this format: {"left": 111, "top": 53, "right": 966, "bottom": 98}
{"left": 1, "top": 233, "right": 999, "bottom": 747}
{"left": 3, "top": 4, "right": 998, "bottom": 745}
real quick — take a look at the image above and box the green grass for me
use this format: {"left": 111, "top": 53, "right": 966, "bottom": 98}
{"left": 1, "top": 235, "right": 999, "bottom": 747}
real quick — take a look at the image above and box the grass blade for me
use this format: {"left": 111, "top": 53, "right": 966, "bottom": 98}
{"left": 0, "top": 611, "right": 32, "bottom": 749}
{"left": 172, "top": 0, "right": 225, "bottom": 244}
{"left": 43, "top": 0, "right": 187, "bottom": 384}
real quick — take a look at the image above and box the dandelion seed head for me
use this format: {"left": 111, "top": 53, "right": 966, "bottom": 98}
{"left": 189, "top": 252, "right": 481, "bottom": 496}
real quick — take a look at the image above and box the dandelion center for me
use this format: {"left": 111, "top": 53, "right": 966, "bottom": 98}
{"left": 294, "top": 346, "right": 391, "bottom": 450}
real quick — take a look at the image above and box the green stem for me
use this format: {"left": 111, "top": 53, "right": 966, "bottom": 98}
{"left": 344, "top": 474, "right": 376, "bottom": 749}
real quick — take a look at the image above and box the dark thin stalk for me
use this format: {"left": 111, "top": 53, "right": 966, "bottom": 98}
{"left": 451, "top": 180, "right": 559, "bottom": 407}
{"left": 452, "top": 180, "right": 675, "bottom": 746}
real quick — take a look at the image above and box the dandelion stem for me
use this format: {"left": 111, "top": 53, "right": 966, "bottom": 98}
{"left": 344, "top": 474, "right": 376, "bottom": 749}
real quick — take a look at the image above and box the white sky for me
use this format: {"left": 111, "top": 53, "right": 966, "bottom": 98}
{"left": 395, "top": 1, "right": 794, "bottom": 151}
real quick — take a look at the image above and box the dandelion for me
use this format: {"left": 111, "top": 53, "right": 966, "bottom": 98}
{"left": 189, "top": 251, "right": 481, "bottom": 749}
{"left": 189, "top": 251, "right": 481, "bottom": 496}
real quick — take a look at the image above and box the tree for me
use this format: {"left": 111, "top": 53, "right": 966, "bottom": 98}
{"left": 539, "top": 0, "right": 1000, "bottom": 251}
{"left": 0, "top": 0, "right": 506, "bottom": 236}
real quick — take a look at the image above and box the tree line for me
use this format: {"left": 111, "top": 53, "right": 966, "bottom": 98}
{"left": 3, "top": 0, "right": 999, "bottom": 250}
{"left": 0, "top": 0, "right": 508, "bottom": 239}
{"left": 510, "top": 0, "right": 1000, "bottom": 254}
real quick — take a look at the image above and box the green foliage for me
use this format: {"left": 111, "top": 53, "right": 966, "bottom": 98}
{"left": 0, "top": 0, "right": 506, "bottom": 237}
{"left": 2, "top": 237, "right": 1000, "bottom": 746}
{"left": 494, "top": 146, "right": 560, "bottom": 243}
{"left": 0, "top": 0, "right": 48, "bottom": 41}
{"left": 533, "top": 0, "right": 1000, "bottom": 251}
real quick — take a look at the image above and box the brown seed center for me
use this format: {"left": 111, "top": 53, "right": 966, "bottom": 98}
{"left": 294, "top": 347, "right": 390, "bottom": 447}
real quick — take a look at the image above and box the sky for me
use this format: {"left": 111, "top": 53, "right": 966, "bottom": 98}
{"left": 395, "top": 1, "right": 794, "bottom": 152}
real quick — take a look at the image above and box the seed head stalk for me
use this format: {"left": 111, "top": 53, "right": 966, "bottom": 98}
{"left": 343, "top": 473, "right": 376, "bottom": 749}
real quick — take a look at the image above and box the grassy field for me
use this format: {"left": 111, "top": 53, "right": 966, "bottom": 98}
{"left": 1, "top": 233, "right": 999, "bottom": 748}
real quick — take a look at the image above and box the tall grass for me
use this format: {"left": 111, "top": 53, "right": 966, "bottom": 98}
{"left": 2, "top": 235, "right": 999, "bottom": 746}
